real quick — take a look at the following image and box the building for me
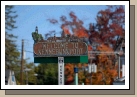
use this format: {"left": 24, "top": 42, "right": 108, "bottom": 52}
{"left": 113, "top": 38, "right": 125, "bottom": 85}
{"left": 5, "top": 69, "right": 16, "bottom": 85}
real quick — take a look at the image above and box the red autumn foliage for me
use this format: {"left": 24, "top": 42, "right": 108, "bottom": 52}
{"left": 47, "top": 5, "right": 125, "bottom": 85}
{"left": 61, "top": 26, "right": 71, "bottom": 35}
{"left": 89, "top": 6, "right": 125, "bottom": 50}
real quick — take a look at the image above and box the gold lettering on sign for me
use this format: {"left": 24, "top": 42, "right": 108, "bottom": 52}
{"left": 34, "top": 41, "right": 87, "bottom": 56}
{"left": 62, "top": 49, "right": 68, "bottom": 55}
{"left": 75, "top": 43, "right": 78, "bottom": 48}
{"left": 38, "top": 49, "right": 41, "bottom": 55}
{"left": 49, "top": 49, "right": 52, "bottom": 54}
{"left": 65, "top": 42, "right": 68, "bottom": 49}
{"left": 58, "top": 49, "right": 62, "bottom": 55}
{"left": 54, "top": 43, "right": 57, "bottom": 48}
{"left": 42, "top": 44, "right": 46, "bottom": 49}
{"left": 77, "top": 48, "right": 83, "bottom": 55}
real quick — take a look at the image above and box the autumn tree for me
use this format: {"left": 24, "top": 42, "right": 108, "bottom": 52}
{"left": 89, "top": 5, "right": 125, "bottom": 50}
{"left": 46, "top": 5, "right": 125, "bottom": 85}
{"left": 88, "top": 5, "right": 125, "bottom": 85}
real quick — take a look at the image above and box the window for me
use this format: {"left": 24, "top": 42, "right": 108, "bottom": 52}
{"left": 12, "top": 75, "right": 15, "bottom": 82}
{"left": 120, "top": 56, "right": 125, "bottom": 66}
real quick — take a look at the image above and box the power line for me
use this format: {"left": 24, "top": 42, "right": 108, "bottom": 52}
{"left": 17, "top": 49, "right": 33, "bottom": 53}
{"left": 6, "top": 44, "right": 33, "bottom": 48}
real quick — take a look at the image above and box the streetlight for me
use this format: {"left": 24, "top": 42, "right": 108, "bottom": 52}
{"left": 24, "top": 68, "right": 38, "bottom": 85}
{"left": 81, "top": 65, "right": 88, "bottom": 85}
{"left": 34, "top": 73, "right": 38, "bottom": 76}
{"left": 24, "top": 68, "right": 32, "bottom": 85}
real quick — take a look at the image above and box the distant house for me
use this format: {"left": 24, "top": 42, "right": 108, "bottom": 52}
{"left": 113, "top": 38, "right": 125, "bottom": 85}
{"left": 5, "top": 69, "right": 16, "bottom": 85}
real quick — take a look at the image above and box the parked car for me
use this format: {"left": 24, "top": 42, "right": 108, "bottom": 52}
{"left": 113, "top": 76, "right": 125, "bottom": 85}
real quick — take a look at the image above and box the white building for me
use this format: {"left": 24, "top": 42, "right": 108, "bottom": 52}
{"left": 5, "top": 69, "right": 16, "bottom": 85}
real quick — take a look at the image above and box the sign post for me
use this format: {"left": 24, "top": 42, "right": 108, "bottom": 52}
{"left": 58, "top": 57, "right": 64, "bottom": 85}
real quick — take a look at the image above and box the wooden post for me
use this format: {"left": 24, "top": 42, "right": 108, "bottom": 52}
{"left": 20, "top": 39, "right": 24, "bottom": 85}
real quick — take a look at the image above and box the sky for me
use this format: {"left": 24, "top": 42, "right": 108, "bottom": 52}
{"left": 8, "top": 5, "right": 108, "bottom": 65}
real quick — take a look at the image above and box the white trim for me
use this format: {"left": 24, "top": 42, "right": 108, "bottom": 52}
{"left": 1, "top": 1, "right": 129, "bottom": 89}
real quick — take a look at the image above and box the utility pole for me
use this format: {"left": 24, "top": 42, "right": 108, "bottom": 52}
{"left": 20, "top": 39, "right": 24, "bottom": 85}
{"left": 25, "top": 71, "right": 28, "bottom": 85}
